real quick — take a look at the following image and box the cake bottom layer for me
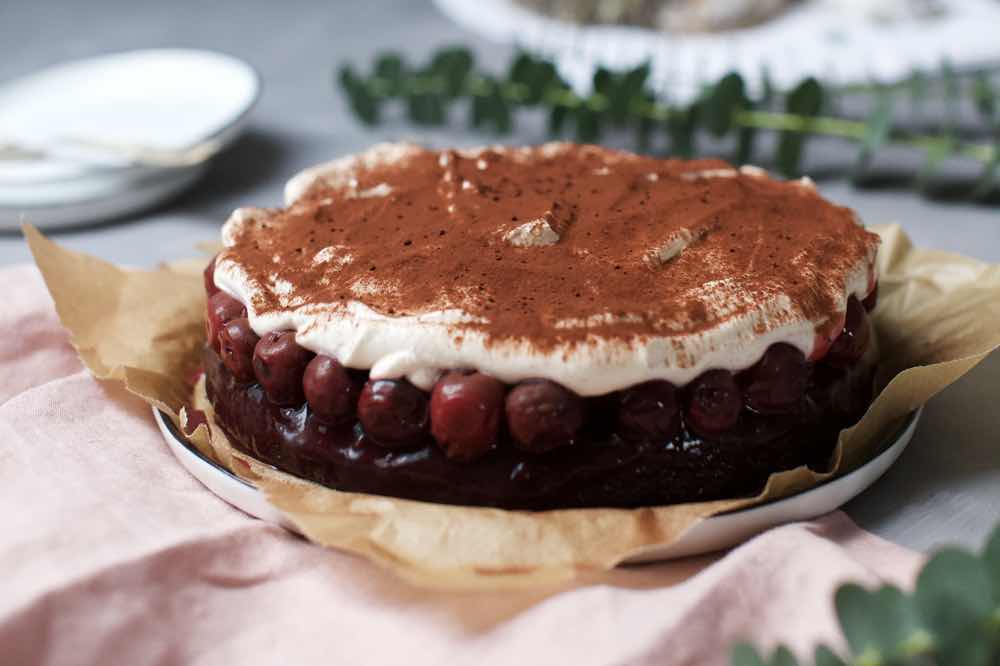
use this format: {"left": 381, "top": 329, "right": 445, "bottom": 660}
{"left": 202, "top": 347, "right": 875, "bottom": 510}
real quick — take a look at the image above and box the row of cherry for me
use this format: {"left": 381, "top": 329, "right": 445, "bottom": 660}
{"left": 204, "top": 260, "right": 874, "bottom": 462}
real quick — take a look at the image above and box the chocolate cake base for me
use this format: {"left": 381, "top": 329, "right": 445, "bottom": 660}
{"left": 202, "top": 347, "right": 876, "bottom": 510}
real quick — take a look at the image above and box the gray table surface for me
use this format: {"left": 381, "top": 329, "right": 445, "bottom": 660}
{"left": 2, "top": 0, "right": 997, "bottom": 554}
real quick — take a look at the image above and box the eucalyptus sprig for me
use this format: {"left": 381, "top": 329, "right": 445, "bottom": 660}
{"left": 337, "top": 47, "right": 1000, "bottom": 198}
{"left": 732, "top": 524, "right": 1000, "bottom": 666}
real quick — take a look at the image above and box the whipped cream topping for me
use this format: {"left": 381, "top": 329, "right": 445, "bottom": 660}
{"left": 214, "top": 142, "right": 879, "bottom": 396}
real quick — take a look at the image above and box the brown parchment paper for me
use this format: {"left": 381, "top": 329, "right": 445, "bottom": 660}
{"left": 23, "top": 222, "right": 1000, "bottom": 590}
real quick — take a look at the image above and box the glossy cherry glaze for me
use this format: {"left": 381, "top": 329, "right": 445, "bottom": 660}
{"left": 430, "top": 371, "right": 506, "bottom": 462}
{"left": 303, "top": 355, "right": 359, "bottom": 424}
{"left": 357, "top": 379, "right": 430, "bottom": 447}
{"left": 252, "top": 331, "right": 313, "bottom": 406}
{"left": 505, "top": 379, "right": 584, "bottom": 453}
{"left": 203, "top": 345, "right": 876, "bottom": 510}
{"left": 218, "top": 318, "right": 259, "bottom": 383}
{"left": 206, "top": 292, "right": 246, "bottom": 353}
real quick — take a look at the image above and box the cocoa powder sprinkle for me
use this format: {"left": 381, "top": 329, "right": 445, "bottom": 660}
{"left": 220, "top": 144, "right": 879, "bottom": 352}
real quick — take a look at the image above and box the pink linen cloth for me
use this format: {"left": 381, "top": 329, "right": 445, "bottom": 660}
{"left": 0, "top": 264, "right": 924, "bottom": 666}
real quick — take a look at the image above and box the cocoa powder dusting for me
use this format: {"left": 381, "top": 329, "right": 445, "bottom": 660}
{"left": 220, "top": 144, "right": 879, "bottom": 352}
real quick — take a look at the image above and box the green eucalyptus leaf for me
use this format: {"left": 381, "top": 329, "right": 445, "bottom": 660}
{"left": 776, "top": 135, "right": 804, "bottom": 176}
{"left": 623, "top": 62, "right": 652, "bottom": 97}
{"left": 835, "top": 584, "right": 883, "bottom": 657}
{"left": 760, "top": 66, "right": 775, "bottom": 107}
{"left": 971, "top": 151, "right": 999, "bottom": 201}
{"left": 909, "top": 70, "right": 928, "bottom": 104}
{"left": 984, "top": 522, "right": 1000, "bottom": 604}
{"left": 469, "top": 93, "right": 485, "bottom": 128}
{"left": 973, "top": 73, "right": 996, "bottom": 124}
{"left": 429, "top": 47, "right": 474, "bottom": 97}
{"left": 704, "top": 72, "right": 747, "bottom": 137}
{"left": 593, "top": 67, "right": 614, "bottom": 95}
{"left": 406, "top": 92, "right": 428, "bottom": 124}
{"left": 736, "top": 125, "right": 757, "bottom": 165}
{"left": 492, "top": 93, "right": 512, "bottom": 134}
{"left": 406, "top": 79, "right": 447, "bottom": 125}
{"left": 405, "top": 93, "right": 423, "bottom": 124}
{"left": 636, "top": 114, "right": 655, "bottom": 152}
{"left": 854, "top": 94, "right": 894, "bottom": 179}
{"left": 667, "top": 104, "right": 698, "bottom": 158}
{"left": 787, "top": 77, "right": 824, "bottom": 115}
{"left": 575, "top": 105, "right": 602, "bottom": 142}
{"left": 769, "top": 646, "right": 798, "bottom": 666}
{"left": 338, "top": 64, "right": 364, "bottom": 97}
{"left": 338, "top": 66, "right": 379, "bottom": 125}
{"left": 915, "top": 547, "right": 994, "bottom": 661}
{"left": 937, "top": 630, "right": 994, "bottom": 666}
{"left": 548, "top": 103, "right": 571, "bottom": 134}
{"left": 813, "top": 645, "right": 845, "bottom": 666}
{"left": 508, "top": 52, "right": 536, "bottom": 85}
{"left": 731, "top": 643, "right": 769, "bottom": 666}
{"left": 374, "top": 53, "right": 406, "bottom": 96}
{"left": 508, "top": 53, "right": 559, "bottom": 104}
{"left": 607, "top": 86, "right": 632, "bottom": 126}
{"left": 338, "top": 66, "right": 354, "bottom": 97}
{"left": 915, "top": 138, "right": 954, "bottom": 191}
{"left": 469, "top": 76, "right": 512, "bottom": 134}
{"left": 837, "top": 584, "right": 923, "bottom": 659}
{"left": 776, "top": 77, "right": 823, "bottom": 176}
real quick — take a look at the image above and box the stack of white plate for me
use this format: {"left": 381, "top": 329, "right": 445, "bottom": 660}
{"left": 0, "top": 49, "right": 259, "bottom": 230}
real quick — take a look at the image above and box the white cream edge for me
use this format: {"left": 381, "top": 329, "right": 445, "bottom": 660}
{"left": 214, "top": 143, "right": 877, "bottom": 397}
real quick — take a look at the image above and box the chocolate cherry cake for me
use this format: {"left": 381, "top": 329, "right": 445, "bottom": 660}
{"left": 201, "top": 143, "right": 880, "bottom": 510}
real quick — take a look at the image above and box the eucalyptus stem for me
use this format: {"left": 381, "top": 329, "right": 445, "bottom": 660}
{"left": 735, "top": 110, "right": 996, "bottom": 163}
{"left": 734, "top": 109, "right": 868, "bottom": 139}
{"left": 338, "top": 47, "right": 1000, "bottom": 198}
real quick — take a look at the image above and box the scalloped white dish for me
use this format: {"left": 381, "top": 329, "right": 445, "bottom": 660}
{"left": 433, "top": 0, "right": 1000, "bottom": 101}
{"left": 154, "top": 407, "right": 919, "bottom": 562}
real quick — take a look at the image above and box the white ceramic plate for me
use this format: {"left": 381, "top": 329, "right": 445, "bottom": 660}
{"left": 433, "top": 0, "right": 1000, "bottom": 101}
{"left": 154, "top": 407, "right": 920, "bottom": 562}
{"left": 0, "top": 49, "right": 259, "bottom": 229}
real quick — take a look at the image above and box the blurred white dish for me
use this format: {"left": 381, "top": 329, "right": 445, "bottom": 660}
{"left": 434, "top": 0, "right": 1000, "bottom": 101}
{"left": 6, "top": 166, "right": 207, "bottom": 230}
{"left": 0, "top": 48, "right": 259, "bottom": 229}
{"left": 154, "top": 407, "right": 919, "bottom": 562}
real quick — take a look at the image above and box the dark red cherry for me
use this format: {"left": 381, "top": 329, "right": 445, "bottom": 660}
{"left": 203, "top": 255, "right": 219, "bottom": 298}
{"left": 826, "top": 296, "right": 870, "bottom": 368}
{"left": 206, "top": 291, "right": 246, "bottom": 352}
{"left": 505, "top": 379, "right": 583, "bottom": 453}
{"left": 218, "top": 318, "right": 259, "bottom": 382}
{"left": 357, "top": 379, "right": 429, "bottom": 447}
{"left": 686, "top": 370, "right": 742, "bottom": 437}
{"left": 303, "top": 355, "right": 358, "bottom": 423}
{"left": 430, "top": 371, "right": 506, "bottom": 462}
{"left": 617, "top": 380, "right": 681, "bottom": 441}
{"left": 252, "top": 331, "right": 314, "bottom": 406}
{"left": 862, "top": 283, "right": 878, "bottom": 312}
{"left": 745, "top": 343, "right": 809, "bottom": 414}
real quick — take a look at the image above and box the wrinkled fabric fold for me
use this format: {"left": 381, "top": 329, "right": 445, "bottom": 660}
{"left": 0, "top": 264, "right": 923, "bottom": 666}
